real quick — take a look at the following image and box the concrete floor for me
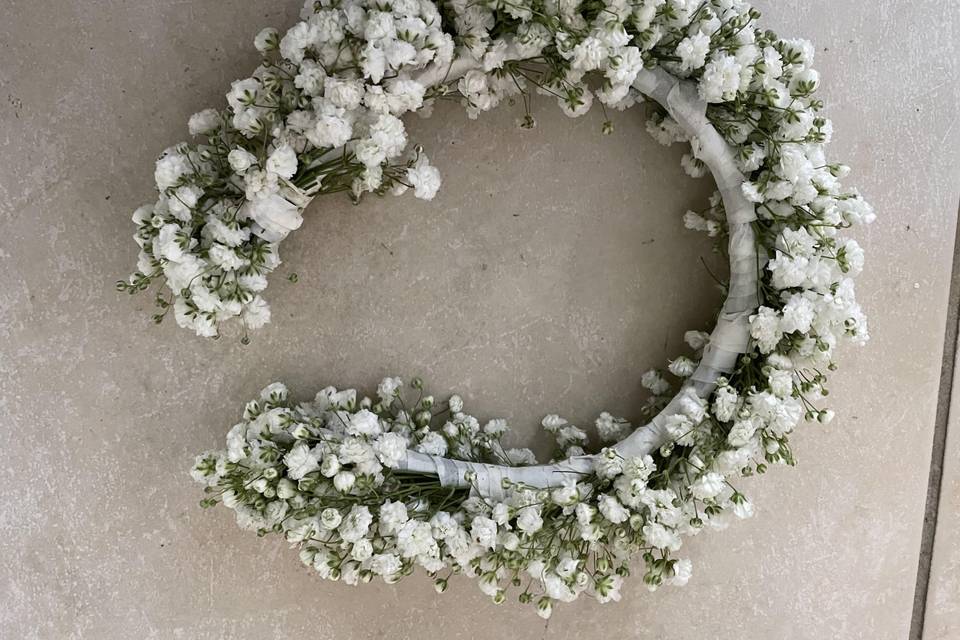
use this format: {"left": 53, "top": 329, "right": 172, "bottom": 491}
{"left": 1, "top": 1, "right": 958, "bottom": 638}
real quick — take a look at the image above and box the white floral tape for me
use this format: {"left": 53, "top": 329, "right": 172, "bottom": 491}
{"left": 283, "top": 53, "right": 760, "bottom": 498}
{"left": 389, "top": 62, "right": 759, "bottom": 498}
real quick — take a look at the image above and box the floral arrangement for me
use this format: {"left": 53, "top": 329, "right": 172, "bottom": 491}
{"left": 130, "top": 0, "right": 879, "bottom": 616}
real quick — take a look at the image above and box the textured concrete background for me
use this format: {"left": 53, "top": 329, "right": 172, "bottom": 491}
{"left": 1, "top": 1, "right": 958, "bottom": 638}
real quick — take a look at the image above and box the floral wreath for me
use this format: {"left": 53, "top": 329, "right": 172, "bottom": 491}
{"left": 122, "top": 0, "right": 874, "bottom": 616}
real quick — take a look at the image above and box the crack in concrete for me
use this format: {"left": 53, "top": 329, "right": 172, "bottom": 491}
{"left": 911, "top": 199, "right": 960, "bottom": 639}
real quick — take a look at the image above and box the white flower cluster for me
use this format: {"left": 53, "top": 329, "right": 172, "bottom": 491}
{"left": 124, "top": 0, "right": 455, "bottom": 336}
{"left": 194, "top": 379, "right": 752, "bottom": 616}
{"left": 638, "top": 11, "right": 873, "bottom": 369}
{"left": 124, "top": 0, "right": 871, "bottom": 345}
{"left": 180, "top": 0, "right": 874, "bottom": 615}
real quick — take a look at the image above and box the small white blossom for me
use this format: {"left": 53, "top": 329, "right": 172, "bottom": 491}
{"left": 266, "top": 144, "right": 298, "bottom": 179}
{"left": 347, "top": 409, "right": 382, "bottom": 437}
{"left": 373, "top": 432, "right": 407, "bottom": 468}
{"left": 254, "top": 27, "right": 279, "bottom": 53}
{"left": 283, "top": 442, "right": 319, "bottom": 480}
{"left": 699, "top": 53, "right": 742, "bottom": 102}
{"left": 598, "top": 495, "right": 629, "bottom": 524}
{"left": 643, "top": 522, "right": 682, "bottom": 551}
{"left": 641, "top": 370, "right": 670, "bottom": 395}
{"left": 676, "top": 32, "right": 711, "bottom": 72}
{"left": 691, "top": 472, "right": 725, "bottom": 500}
{"left": 379, "top": 500, "right": 409, "bottom": 534}
{"left": 470, "top": 516, "right": 498, "bottom": 550}
{"left": 333, "top": 470, "right": 356, "bottom": 492}
{"left": 320, "top": 508, "right": 342, "bottom": 530}
{"left": 407, "top": 156, "right": 442, "bottom": 200}
{"left": 516, "top": 506, "right": 544, "bottom": 534}
{"left": 377, "top": 376, "right": 403, "bottom": 403}
{"left": 188, "top": 108, "right": 222, "bottom": 135}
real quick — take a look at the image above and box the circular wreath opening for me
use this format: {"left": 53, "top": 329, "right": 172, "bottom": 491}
{"left": 121, "top": 0, "right": 874, "bottom": 616}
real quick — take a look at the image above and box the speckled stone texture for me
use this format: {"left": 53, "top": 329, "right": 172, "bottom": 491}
{"left": 1, "top": 1, "right": 958, "bottom": 638}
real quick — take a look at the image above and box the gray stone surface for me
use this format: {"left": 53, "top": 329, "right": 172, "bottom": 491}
{"left": 0, "top": 0, "right": 958, "bottom": 638}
